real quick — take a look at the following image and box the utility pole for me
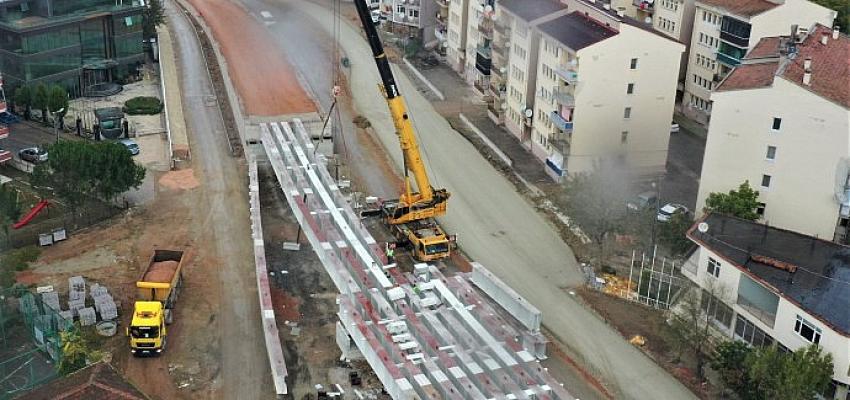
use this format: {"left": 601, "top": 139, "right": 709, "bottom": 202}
{"left": 649, "top": 176, "right": 661, "bottom": 257}
{"left": 53, "top": 107, "right": 65, "bottom": 143}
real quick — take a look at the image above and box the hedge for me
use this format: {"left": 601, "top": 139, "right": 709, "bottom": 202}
{"left": 123, "top": 96, "right": 163, "bottom": 115}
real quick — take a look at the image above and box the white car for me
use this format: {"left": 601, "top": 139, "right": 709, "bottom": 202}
{"left": 670, "top": 122, "right": 680, "bottom": 133}
{"left": 657, "top": 203, "right": 689, "bottom": 222}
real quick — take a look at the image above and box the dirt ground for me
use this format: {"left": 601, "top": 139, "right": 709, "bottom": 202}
{"left": 184, "top": 0, "right": 316, "bottom": 116}
{"left": 14, "top": 168, "right": 224, "bottom": 400}
{"left": 577, "top": 287, "right": 717, "bottom": 399}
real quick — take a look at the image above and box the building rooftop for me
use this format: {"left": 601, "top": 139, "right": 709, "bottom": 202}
{"left": 688, "top": 213, "right": 850, "bottom": 336}
{"left": 538, "top": 11, "right": 618, "bottom": 51}
{"left": 716, "top": 25, "right": 850, "bottom": 109}
{"left": 500, "top": 0, "right": 566, "bottom": 23}
{"left": 697, "top": 0, "right": 781, "bottom": 17}
{"left": 17, "top": 362, "right": 149, "bottom": 400}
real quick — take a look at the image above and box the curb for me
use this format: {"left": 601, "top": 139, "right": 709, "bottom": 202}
{"left": 402, "top": 58, "right": 446, "bottom": 101}
{"left": 459, "top": 113, "right": 512, "bottom": 168}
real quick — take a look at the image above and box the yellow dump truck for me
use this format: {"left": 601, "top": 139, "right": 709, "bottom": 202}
{"left": 128, "top": 249, "right": 184, "bottom": 356}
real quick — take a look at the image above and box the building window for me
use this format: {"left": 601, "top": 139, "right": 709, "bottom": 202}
{"left": 623, "top": 107, "right": 632, "bottom": 119}
{"left": 627, "top": 83, "right": 635, "bottom": 94}
{"left": 701, "top": 289, "right": 733, "bottom": 328}
{"left": 756, "top": 202, "right": 766, "bottom": 216}
{"left": 735, "top": 315, "right": 775, "bottom": 347}
{"left": 761, "top": 174, "right": 771, "bottom": 188}
{"left": 772, "top": 117, "right": 782, "bottom": 131}
{"left": 766, "top": 146, "right": 776, "bottom": 160}
{"left": 630, "top": 58, "right": 638, "bottom": 69}
{"left": 794, "top": 316, "right": 822, "bottom": 344}
{"left": 707, "top": 257, "right": 720, "bottom": 278}
{"left": 621, "top": 131, "right": 629, "bottom": 144}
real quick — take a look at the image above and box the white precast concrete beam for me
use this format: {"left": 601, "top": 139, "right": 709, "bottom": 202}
{"left": 470, "top": 263, "right": 542, "bottom": 332}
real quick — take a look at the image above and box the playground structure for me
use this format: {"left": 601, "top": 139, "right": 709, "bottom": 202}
{"left": 12, "top": 200, "right": 50, "bottom": 230}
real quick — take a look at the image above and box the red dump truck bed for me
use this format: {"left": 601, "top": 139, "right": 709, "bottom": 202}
{"left": 136, "top": 249, "right": 184, "bottom": 303}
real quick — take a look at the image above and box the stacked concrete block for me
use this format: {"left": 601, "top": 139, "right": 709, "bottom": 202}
{"left": 41, "top": 291, "right": 61, "bottom": 312}
{"left": 94, "top": 295, "right": 117, "bottom": 321}
{"left": 68, "top": 299, "right": 86, "bottom": 318}
{"left": 68, "top": 276, "right": 86, "bottom": 302}
{"left": 90, "top": 283, "right": 108, "bottom": 298}
{"left": 58, "top": 310, "right": 73, "bottom": 323}
{"left": 78, "top": 307, "right": 97, "bottom": 326}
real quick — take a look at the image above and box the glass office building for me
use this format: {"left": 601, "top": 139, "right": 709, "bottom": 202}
{"left": 0, "top": 0, "right": 146, "bottom": 96}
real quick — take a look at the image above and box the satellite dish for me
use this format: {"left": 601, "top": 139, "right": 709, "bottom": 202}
{"left": 524, "top": 108, "right": 533, "bottom": 118}
{"left": 644, "top": 17, "right": 652, "bottom": 24}
{"left": 698, "top": 222, "right": 709, "bottom": 233}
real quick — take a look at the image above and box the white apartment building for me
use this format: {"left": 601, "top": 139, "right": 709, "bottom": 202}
{"left": 682, "top": 0, "right": 836, "bottom": 124}
{"left": 497, "top": 0, "right": 568, "bottom": 141}
{"left": 652, "top": 0, "right": 697, "bottom": 97}
{"left": 531, "top": 9, "right": 684, "bottom": 180}
{"left": 446, "top": 0, "right": 470, "bottom": 73}
{"left": 696, "top": 25, "right": 850, "bottom": 242}
{"left": 463, "top": 0, "right": 496, "bottom": 93}
{"left": 388, "top": 0, "right": 439, "bottom": 45}
{"left": 684, "top": 213, "right": 850, "bottom": 399}
{"left": 434, "top": 0, "right": 449, "bottom": 53}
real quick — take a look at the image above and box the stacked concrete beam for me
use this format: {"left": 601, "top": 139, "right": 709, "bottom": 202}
{"left": 261, "top": 120, "right": 574, "bottom": 399}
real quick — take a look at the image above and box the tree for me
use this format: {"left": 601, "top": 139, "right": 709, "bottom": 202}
{"left": 712, "top": 341, "right": 758, "bottom": 398}
{"left": 58, "top": 326, "right": 104, "bottom": 374}
{"left": 704, "top": 181, "right": 760, "bottom": 220}
{"left": 142, "top": 0, "right": 166, "bottom": 40}
{"left": 669, "top": 279, "right": 729, "bottom": 379}
{"left": 32, "top": 83, "right": 49, "bottom": 124}
{"left": 47, "top": 85, "right": 69, "bottom": 129}
{"left": 0, "top": 184, "right": 22, "bottom": 245}
{"left": 658, "top": 212, "right": 694, "bottom": 255}
{"left": 810, "top": 0, "right": 848, "bottom": 33}
{"left": 562, "top": 159, "right": 632, "bottom": 264}
{"left": 747, "top": 344, "right": 833, "bottom": 400}
{"left": 31, "top": 141, "right": 146, "bottom": 210}
{"left": 13, "top": 85, "right": 32, "bottom": 120}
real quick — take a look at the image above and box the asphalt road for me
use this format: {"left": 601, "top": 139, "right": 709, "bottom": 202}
{"left": 241, "top": 0, "right": 698, "bottom": 398}
{"left": 166, "top": 1, "right": 273, "bottom": 398}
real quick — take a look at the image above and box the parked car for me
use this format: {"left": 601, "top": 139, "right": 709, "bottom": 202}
{"left": 18, "top": 147, "right": 48, "bottom": 163}
{"left": 0, "top": 112, "right": 20, "bottom": 125}
{"left": 627, "top": 191, "right": 658, "bottom": 211}
{"left": 657, "top": 203, "right": 690, "bottom": 222}
{"left": 118, "top": 139, "right": 140, "bottom": 156}
{"left": 670, "top": 122, "right": 680, "bottom": 133}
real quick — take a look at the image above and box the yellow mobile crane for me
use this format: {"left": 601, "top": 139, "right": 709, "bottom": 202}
{"left": 353, "top": 0, "right": 452, "bottom": 262}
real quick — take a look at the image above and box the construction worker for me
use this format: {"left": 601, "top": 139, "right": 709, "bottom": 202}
{"left": 386, "top": 242, "right": 395, "bottom": 264}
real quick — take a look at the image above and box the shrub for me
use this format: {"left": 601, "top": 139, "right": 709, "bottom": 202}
{"left": 123, "top": 96, "right": 163, "bottom": 115}
{"left": 1, "top": 246, "right": 41, "bottom": 271}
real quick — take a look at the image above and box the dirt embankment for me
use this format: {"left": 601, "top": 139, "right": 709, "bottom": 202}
{"left": 185, "top": 0, "right": 316, "bottom": 116}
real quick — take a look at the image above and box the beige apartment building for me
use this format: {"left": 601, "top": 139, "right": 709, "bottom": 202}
{"left": 651, "top": 0, "right": 697, "bottom": 97}
{"left": 682, "top": 0, "right": 836, "bottom": 124}
{"left": 445, "top": 0, "right": 469, "bottom": 72}
{"left": 531, "top": 8, "right": 684, "bottom": 180}
{"left": 696, "top": 25, "right": 850, "bottom": 242}
{"left": 462, "top": 0, "right": 497, "bottom": 95}
{"left": 494, "top": 0, "right": 568, "bottom": 133}
{"left": 387, "top": 0, "right": 439, "bottom": 45}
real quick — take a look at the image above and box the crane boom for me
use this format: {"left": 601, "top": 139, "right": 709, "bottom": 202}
{"left": 353, "top": 0, "right": 449, "bottom": 224}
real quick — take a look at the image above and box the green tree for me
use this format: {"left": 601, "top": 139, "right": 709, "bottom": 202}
{"left": 712, "top": 341, "right": 758, "bottom": 398}
{"left": 32, "top": 141, "right": 146, "bottom": 210}
{"left": 32, "top": 83, "right": 49, "bottom": 124}
{"left": 142, "top": 0, "right": 166, "bottom": 40}
{"left": 747, "top": 344, "right": 833, "bottom": 400}
{"left": 47, "top": 85, "right": 69, "bottom": 129}
{"left": 58, "top": 326, "right": 104, "bottom": 374}
{"left": 13, "top": 85, "right": 32, "bottom": 120}
{"left": 811, "top": 0, "right": 848, "bottom": 33}
{"left": 0, "top": 184, "right": 22, "bottom": 245}
{"left": 658, "top": 212, "right": 694, "bottom": 255}
{"left": 704, "top": 181, "right": 760, "bottom": 220}
{"left": 562, "top": 160, "right": 631, "bottom": 264}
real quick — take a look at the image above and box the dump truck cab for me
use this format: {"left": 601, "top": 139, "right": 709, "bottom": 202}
{"left": 128, "top": 301, "right": 167, "bottom": 355}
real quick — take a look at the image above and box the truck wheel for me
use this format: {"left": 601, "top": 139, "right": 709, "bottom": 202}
{"left": 165, "top": 309, "right": 173, "bottom": 325}
{"left": 160, "top": 337, "right": 167, "bottom": 354}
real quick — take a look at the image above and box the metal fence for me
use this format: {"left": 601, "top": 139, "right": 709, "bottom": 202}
{"left": 585, "top": 250, "right": 690, "bottom": 310}
{"left": 2, "top": 203, "right": 121, "bottom": 250}
{"left": 0, "top": 288, "right": 73, "bottom": 399}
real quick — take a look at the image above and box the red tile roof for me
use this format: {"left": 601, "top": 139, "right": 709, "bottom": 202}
{"left": 698, "top": 0, "right": 780, "bottom": 16}
{"left": 715, "top": 62, "right": 779, "bottom": 92}
{"left": 16, "top": 362, "right": 148, "bottom": 400}
{"left": 716, "top": 25, "right": 850, "bottom": 109}
{"left": 782, "top": 25, "right": 850, "bottom": 108}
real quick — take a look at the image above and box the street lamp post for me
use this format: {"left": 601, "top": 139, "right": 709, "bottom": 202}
{"left": 53, "top": 107, "right": 65, "bottom": 143}
{"left": 649, "top": 177, "right": 661, "bottom": 259}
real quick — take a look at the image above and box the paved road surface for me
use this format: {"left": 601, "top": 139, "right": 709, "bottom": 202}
{"left": 241, "top": 1, "right": 697, "bottom": 398}
{"left": 166, "top": 1, "right": 272, "bottom": 398}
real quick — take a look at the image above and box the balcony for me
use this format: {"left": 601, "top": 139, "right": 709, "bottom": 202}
{"left": 435, "top": 27, "right": 447, "bottom": 42}
{"left": 554, "top": 64, "right": 578, "bottom": 84}
{"left": 720, "top": 16, "right": 751, "bottom": 48}
{"left": 435, "top": 0, "right": 449, "bottom": 8}
{"left": 633, "top": 0, "right": 654, "bottom": 13}
{"left": 736, "top": 275, "right": 779, "bottom": 328}
{"left": 436, "top": 11, "right": 447, "bottom": 27}
{"left": 489, "top": 80, "right": 505, "bottom": 98}
{"left": 552, "top": 86, "right": 575, "bottom": 107}
{"left": 0, "top": 124, "right": 8, "bottom": 140}
{"left": 494, "top": 22, "right": 511, "bottom": 37}
{"left": 478, "top": 18, "right": 494, "bottom": 39}
{"left": 0, "top": 101, "right": 6, "bottom": 113}
{"left": 720, "top": 31, "right": 749, "bottom": 48}
{"left": 549, "top": 111, "right": 573, "bottom": 133}
{"left": 716, "top": 51, "right": 741, "bottom": 67}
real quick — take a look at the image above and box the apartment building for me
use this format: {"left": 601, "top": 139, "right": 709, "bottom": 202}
{"left": 682, "top": 0, "right": 836, "bottom": 124}
{"left": 684, "top": 213, "right": 850, "bottom": 399}
{"left": 696, "top": 25, "right": 850, "bottom": 242}
{"left": 496, "top": 0, "right": 567, "bottom": 137}
{"left": 388, "top": 0, "right": 438, "bottom": 45}
{"left": 531, "top": 8, "right": 684, "bottom": 180}
{"left": 434, "top": 0, "right": 449, "bottom": 52}
{"left": 445, "top": 0, "right": 470, "bottom": 73}
{"left": 463, "top": 0, "right": 496, "bottom": 95}
{"left": 651, "top": 0, "right": 697, "bottom": 98}
{"left": 0, "top": 0, "right": 146, "bottom": 95}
